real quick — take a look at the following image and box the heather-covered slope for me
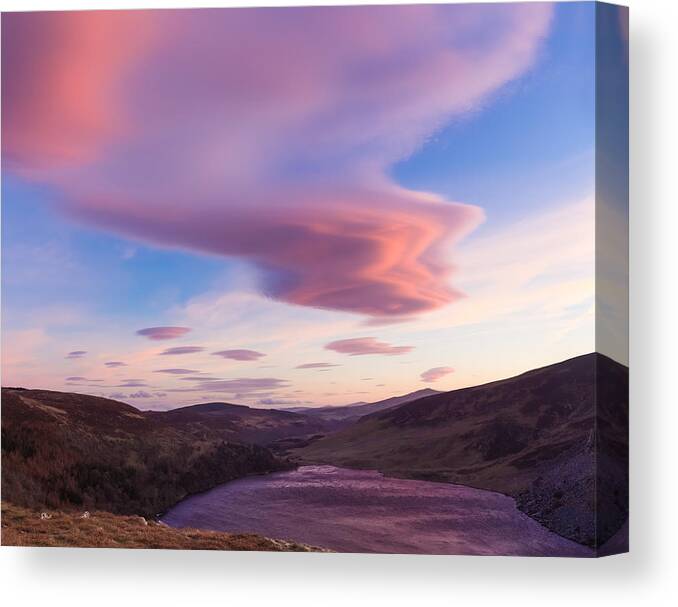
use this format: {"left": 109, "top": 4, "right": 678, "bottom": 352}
{"left": 1, "top": 388, "right": 291, "bottom": 518}
{"left": 297, "top": 353, "right": 628, "bottom": 550}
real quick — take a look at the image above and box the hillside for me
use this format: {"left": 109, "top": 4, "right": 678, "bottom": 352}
{"left": 1, "top": 502, "right": 325, "bottom": 551}
{"left": 151, "top": 401, "right": 330, "bottom": 445}
{"left": 297, "top": 353, "right": 628, "bottom": 549}
{"left": 1, "top": 388, "right": 291, "bottom": 518}
{"left": 284, "top": 389, "right": 441, "bottom": 425}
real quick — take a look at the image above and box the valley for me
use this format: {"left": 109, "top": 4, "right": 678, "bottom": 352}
{"left": 1, "top": 353, "right": 628, "bottom": 555}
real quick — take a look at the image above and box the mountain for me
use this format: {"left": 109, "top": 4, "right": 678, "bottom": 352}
{"left": 151, "top": 401, "right": 331, "bottom": 445}
{"left": 284, "top": 388, "right": 441, "bottom": 425}
{"left": 296, "top": 353, "right": 628, "bottom": 549}
{"left": 1, "top": 388, "right": 292, "bottom": 518}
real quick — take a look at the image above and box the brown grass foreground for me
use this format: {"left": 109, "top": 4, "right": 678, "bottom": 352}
{"left": 1, "top": 502, "right": 326, "bottom": 552}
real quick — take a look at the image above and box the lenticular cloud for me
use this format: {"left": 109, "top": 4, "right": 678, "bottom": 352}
{"left": 1, "top": 5, "right": 552, "bottom": 318}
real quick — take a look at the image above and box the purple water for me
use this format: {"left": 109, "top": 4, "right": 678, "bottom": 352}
{"left": 162, "top": 465, "right": 592, "bottom": 556}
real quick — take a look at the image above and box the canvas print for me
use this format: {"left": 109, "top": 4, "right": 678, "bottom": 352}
{"left": 1, "top": 2, "right": 628, "bottom": 556}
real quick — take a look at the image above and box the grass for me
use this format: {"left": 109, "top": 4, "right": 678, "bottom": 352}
{"left": 1, "top": 502, "right": 326, "bottom": 552}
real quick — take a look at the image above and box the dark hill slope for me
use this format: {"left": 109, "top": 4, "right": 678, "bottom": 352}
{"left": 297, "top": 353, "right": 628, "bottom": 549}
{"left": 1, "top": 389, "right": 290, "bottom": 517}
{"left": 151, "top": 401, "right": 329, "bottom": 445}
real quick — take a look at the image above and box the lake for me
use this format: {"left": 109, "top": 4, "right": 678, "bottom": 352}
{"left": 161, "top": 465, "right": 592, "bottom": 556}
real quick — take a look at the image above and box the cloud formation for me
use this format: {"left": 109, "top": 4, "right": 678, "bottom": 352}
{"left": 212, "top": 349, "right": 265, "bottom": 361}
{"left": 136, "top": 327, "right": 191, "bottom": 340}
{"left": 2, "top": 6, "right": 552, "bottom": 320}
{"left": 65, "top": 376, "right": 103, "bottom": 384}
{"left": 65, "top": 350, "right": 87, "bottom": 359}
{"left": 116, "top": 380, "right": 147, "bottom": 387}
{"left": 154, "top": 368, "right": 199, "bottom": 375}
{"left": 420, "top": 366, "right": 454, "bottom": 383}
{"left": 325, "top": 337, "right": 413, "bottom": 356}
{"left": 104, "top": 361, "right": 127, "bottom": 367}
{"left": 158, "top": 346, "right": 204, "bottom": 355}
{"left": 295, "top": 362, "right": 340, "bottom": 369}
{"left": 191, "top": 378, "right": 288, "bottom": 394}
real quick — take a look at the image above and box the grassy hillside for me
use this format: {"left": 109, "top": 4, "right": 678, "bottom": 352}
{"left": 1, "top": 388, "right": 292, "bottom": 518}
{"left": 1, "top": 502, "right": 324, "bottom": 551}
{"left": 297, "top": 353, "right": 628, "bottom": 549}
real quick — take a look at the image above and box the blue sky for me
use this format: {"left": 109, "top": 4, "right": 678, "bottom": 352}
{"left": 395, "top": 2, "right": 595, "bottom": 233}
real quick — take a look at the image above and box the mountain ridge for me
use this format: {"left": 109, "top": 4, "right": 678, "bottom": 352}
{"left": 282, "top": 388, "right": 442, "bottom": 425}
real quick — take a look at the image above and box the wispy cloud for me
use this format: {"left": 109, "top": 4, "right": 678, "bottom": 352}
{"left": 116, "top": 380, "right": 148, "bottom": 387}
{"left": 191, "top": 377, "right": 288, "bottom": 394}
{"left": 158, "top": 346, "right": 204, "bottom": 355}
{"left": 212, "top": 349, "right": 265, "bottom": 361}
{"left": 325, "top": 337, "right": 413, "bottom": 356}
{"left": 65, "top": 376, "right": 103, "bottom": 383}
{"left": 136, "top": 327, "right": 191, "bottom": 340}
{"left": 65, "top": 350, "right": 87, "bottom": 359}
{"left": 295, "top": 362, "right": 340, "bottom": 369}
{"left": 420, "top": 367, "right": 454, "bottom": 383}
{"left": 154, "top": 368, "right": 199, "bottom": 375}
{"left": 104, "top": 361, "right": 127, "bottom": 367}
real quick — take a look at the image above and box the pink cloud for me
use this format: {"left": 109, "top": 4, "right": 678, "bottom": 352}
{"left": 212, "top": 349, "right": 265, "bottom": 361}
{"left": 136, "top": 326, "right": 191, "bottom": 340}
{"left": 2, "top": 6, "right": 552, "bottom": 318}
{"left": 325, "top": 337, "right": 413, "bottom": 356}
{"left": 420, "top": 366, "right": 454, "bottom": 383}
{"left": 192, "top": 377, "right": 288, "bottom": 394}
{"left": 1, "top": 11, "right": 158, "bottom": 171}
{"left": 154, "top": 368, "right": 199, "bottom": 375}
{"left": 158, "top": 346, "right": 204, "bottom": 355}
{"left": 295, "top": 362, "right": 340, "bottom": 369}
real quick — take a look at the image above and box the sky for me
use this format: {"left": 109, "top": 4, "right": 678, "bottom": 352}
{"left": 1, "top": 3, "right": 626, "bottom": 410}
